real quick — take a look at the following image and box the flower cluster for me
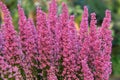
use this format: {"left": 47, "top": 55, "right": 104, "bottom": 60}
{"left": 0, "top": 0, "right": 112, "bottom": 80}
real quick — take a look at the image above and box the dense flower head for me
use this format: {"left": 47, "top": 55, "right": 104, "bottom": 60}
{"left": 0, "top": 2, "right": 22, "bottom": 80}
{"left": 61, "top": 3, "right": 69, "bottom": 25}
{"left": 0, "top": 0, "right": 112, "bottom": 80}
{"left": 0, "top": 30, "right": 4, "bottom": 51}
{"left": 18, "top": 4, "right": 27, "bottom": 27}
{"left": 47, "top": 66, "right": 58, "bottom": 80}
{"left": 79, "top": 6, "right": 89, "bottom": 43}
{"left": 18, "top": 6, "right": 38, "bottom": 79}
{"left": 18, "top": 4, "right": 27, "bottom": 53}
{"left": 89, "top": 13, "right": 101, "bottom": 79}
{"left": 36, "top": 6, "right": 54, "bottom": 79}
{"left": 61, "top": 15, "right": 79, "bottom": 80}
{"left": 0, "top": 1, "right": 22, "bottom": 64}
{"left": 95, "top": 10, "right": 112, "bottom": 80}
{"left": 48, "top": 0, "right": 57, "bottom": 21}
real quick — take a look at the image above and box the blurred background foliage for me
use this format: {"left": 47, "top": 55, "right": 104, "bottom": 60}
{"left": 0, "top": 0, "right": 120, "bottom": 79}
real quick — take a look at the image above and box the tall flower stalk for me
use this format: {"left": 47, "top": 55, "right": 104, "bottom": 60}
{"left": 0, "top": 2, "right": 22, "bottom": 79}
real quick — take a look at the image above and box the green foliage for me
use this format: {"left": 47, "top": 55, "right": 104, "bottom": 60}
{"left": 74, "top": 0, "right": 107, "bottom": 24}
{"left": 112, "top": 46, "right": 120, "bottom": 75}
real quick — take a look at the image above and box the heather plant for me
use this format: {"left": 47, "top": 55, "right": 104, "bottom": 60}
{"left": 0, "top": 2, "right": 22, "bottom": 80}
{"left": 0, "top": 0, "right": 112, "bottom": 80}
